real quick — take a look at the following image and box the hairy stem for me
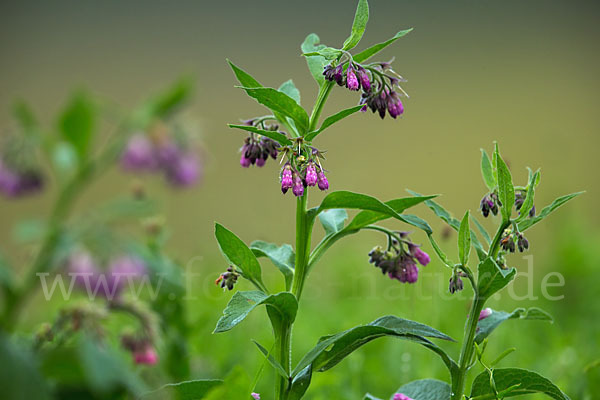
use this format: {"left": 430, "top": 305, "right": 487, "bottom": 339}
{"left": 308, "top": 82, "right": 334, "bottom": 132}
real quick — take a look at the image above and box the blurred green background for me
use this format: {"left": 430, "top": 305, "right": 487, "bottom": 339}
{"left": 1, "top": 0, "right": 599, "bottom": 399}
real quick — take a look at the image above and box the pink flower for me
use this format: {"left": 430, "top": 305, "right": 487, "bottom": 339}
{"left": 292, "top": 173, "right": 304, "bottom": 197}
{"left": 251, "top": 393, "right": 261, "bottom": 400}
{"left": 280, "top": 164, "right": 293, "bottom": 194}
{"left": 346, "top": 65, "right": 359, "bottom": 91}
{"left": 479, "top": 308, "right": 493, "bottom": 321}
{"left": 134, "top": 345, "right": 158, "bottom": 365}
{"left": 317, "top": 171, "right": 329, "bottom": 191}
{"left": 409, "top": 244, "right": 430, "bottom": 266}
{"left": 305, "top": 163, "right": 318, "bottom": 186}
{"left": 393, "top": 394, "right": 414, "bottom": 400}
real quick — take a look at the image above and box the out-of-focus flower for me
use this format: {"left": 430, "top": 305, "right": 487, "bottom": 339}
{"left": 393, "top": 393, "right": 414, "bottom": 400}
{"left": 479, "top": 308, "right": 493, "bottom": 321}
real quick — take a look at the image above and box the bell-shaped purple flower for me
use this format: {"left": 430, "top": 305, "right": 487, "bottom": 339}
{"left": 166, "top": 152, "right": 201, "bottom": 187}
{"left": 305, "top": 162, "right": 318, "bottom": 186}
{"left": 409, "top": 244, "right": 430, "bottom": 266}
{"left": 317, "top": 171, "right": 329, "bottom": 191}
{"left": 121, "top": 134, "right": 158, "bottom": 171}
{"left": 357, "top": 67, "right": 371, "bottom": 92}
{"left": 346, "top": 65, "right": 359, "bottom": 91}
{"left": 292, "top": 173, "right": 304, "bottom": 197}
{"left": 280, "top": 164, "right": 293, "bottom": 194}
{"left": 333, "top": 64, "right": 344, "bottom": 86}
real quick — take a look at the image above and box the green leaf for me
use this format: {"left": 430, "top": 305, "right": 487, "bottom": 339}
{"left": 305, "top": 105, "right": 364, "bottom": 142}
{"left": 301, "top": 34, "right": 328, "bottom": 87}
{"left": 458, "top": 211, "right": 471, "bottom": 266}
{"left": 408, "top": 190, "right": 487, "bottom": 260}
{"left": 495, "top": 145, "right": 515, "bottom": 223}
{"left": 253, "top": 340, "right": 289, "bottom": 379}
{"left": 293, "top": 315, "right": 454, "bottom": 376}
{"left": 302, "top": 47, "right": 343, "bottom": 60}
{"left": 364, "top": 394, "right": 383, "bottom": 400}
{"left": 0, "top": 334, "right": 51, "bottom": 400}
{"left": 472, "top": 217, "right": 491, "bottom": 245}
{"left": 317, "top": 191, "right": 432, "bottom": 234}
{"left": 344, "top": 195, "right": 436, "bottom": 233}
{"left": 214, "top": 223, "right": 264, "bottom": 289}
{"left": 202, "top": 366, "right": 251, "bottom": 400}
{"left": 228, "top": 60, "right": 262, "bottom": 88}
{"left": 516, "top": 170, "right": 540, "bottom": 222}
{"left": 288, "top": 366, "right": 312, "bottom": 400}
{"left": 278, "top": 79, "right": 301, "bottom": 105}
{"left": 393, "top": 379, "right": 452, "bottom": 400}
{"left": 58, "top": 92, "right": 95, "bottom": 160}
{"left": 142, "top": 379, "right": 223, "bottom": 400}
{"left": 237, "top": 87, "right": 310, "bottom": 134}
{"left": 147, "top": 78, "right": 193, "bottom": 118}
{"left": 518, "top": 192, "right": 584, "bottom": 232}
{"left": 342, "top": 0, "right": 369, "bottom": 51}
{"left": 319, "top": 209, "right": 348, "bottom": 235}
{"left": 228, "top": 124, "right": 292, "bottom": 146}
{"left": 477, "top": 257, "right": 516, "bottom": 299}
{"left": 427, "top": 234, "right": 454, "bottom": 268}
{"left": 354, "top": 29, "right": 413, "bottom": 64}
{"left": 475, "top": 307, "right": 553, "bottom": 344}
{"left": 471, "top": 368, "right": 570, "bottom": 400}
{"left": 213, "top": 291, "right": 297, "bottom": 333}
{"left": 250, "top": 241, "right": 295, "bottom": 291}
{"left": 480, "top": 149, "right": 496, "bottom": 190}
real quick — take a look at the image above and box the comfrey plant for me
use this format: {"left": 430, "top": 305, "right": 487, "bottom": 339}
{"left": 159, "top": 2, "right": 579, "bottom": 400}
{"left": 0, "top": 81, "right": 201, "bottom": 398}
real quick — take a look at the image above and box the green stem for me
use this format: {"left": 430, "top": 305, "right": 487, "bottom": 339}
{"left": 274, "top": 321, "right": 292, "bottom": 400}
{"left": 291, "top": 194, "right": 312, "bottom": 300}
{"left": 308, "top": 82, "right": 334, "bottom": 132}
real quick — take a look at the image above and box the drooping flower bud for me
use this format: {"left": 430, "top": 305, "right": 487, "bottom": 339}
{"left": 292, "top": 173, "right": 304, "bottom": 197}
{"left": 121, "top": 134, "right": 158, "bottom": 171}
{"left": 408, "top": 244, "right": 430, "bottom": 266}
{"left": 305, "top": 162, "right": 318, "bottom": 186}
{"left": 357, "top": 67, "right": 371, "bottom": 92}
{"left": 133, "top": 344, "right": 158, "bottom": 365}
{"left": 449, "top": 275, "right": 464, "bottom": 294}
{"left": 317, "top": 171, "right": 329, "bottom": 191}
{"left": 517, "top": 233, "right": 529, "bottom": 252}
{"left": 280, "top": 164, "right": 293, "bottom": 194}
{"left": 333, "top": 64, "right": 345, "bottom": 86}
{"left": 479, "top": 308, "right": 493, "bottom": 321}
{"left": 166, "top": 152, "right": 201, "bottom": 187}
{"left": 346, "top": 65, "right": 359, "bottom": 91}
{"left": 215, "top": 266, "right": 239, "bottom": 291}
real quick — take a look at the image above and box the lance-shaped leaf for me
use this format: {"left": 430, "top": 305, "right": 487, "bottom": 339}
{"left": 251, "top": 241, "right": 295, "bottom": 291}
{"left": 495, "top": 144, "right": 515, "bottom": 223}
{"left": 302, "top": 47, "right": 343, "bottom": 60}
{"left": 472, "top": 217, "right": 491, "bottom": 245}
{"left": 214, "top": 223, "right": 264, "bottom": 289}
{"left": 393, "top": 379, "right": 452, "bottom": 400}
{"left": 301, "top": 33, "right": 328, "bottom": 87}
{"left": 253, "top": 340, "right": 288, "bottom": 379}
{"left": 293, "top": 315, "right": 454, "bottom": 376}
{"left": 458, "top": 211, "right": 471, "bottom": 266}
{"left": 354, "top": 29, "right": 413, "bottom": 64}
{"left": 278, "top": 79, "right": 301, "bottom": 105}
{"left": 227, "top": 59, "right": 262, "bottom": 88}
{"left": 59, "top": 92, "right": 95, "bottom": 161}
{"left": 427, "top": 234, "right": 454, "bottom": 268}
{"left": 408, "top": 190, "right": 487, "bottom": 260}
{"left": 518, "top": 192, "right": 584, "bottom": 232}
{"left": 316, "top": 191, "right": 432, "bottom": 234}
{"left": 480, "top": 149, "right": 496, "bottom": 191}
{"left": 237, "top": 87, "right": 309, "bottom": 134}
{"left": 477, "top": 257, "right": 516, "bottom": 299}
{"left": 288, "top": 365, "right": 312, "bottom": 400}
{"left": 213, "top": 291, "right": 297, "bottom": 333}
{"left": 471, "top": 368, "right": 570, "bottom": 400}
{"left": 141, "top": 379, "right": 223, "bottom": 400}
{"left": 475, "top": 307, "right": 553, "bottom": 344}
{"left": 342, "top": 0, "right": 369, "bottom": 51}
{"left": 228, "top": 124, "right": 292, "bottom": 146}
{"left": 318, "top": 209, "right": 348, "bottom": 235}
{"left": 304, "top": 105, "right": 364, "bottom": 142}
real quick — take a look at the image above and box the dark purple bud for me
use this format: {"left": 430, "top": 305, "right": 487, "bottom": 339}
{"left": 305, "top": 162, "right": 318, "bottom": 186}
{"left": 529, "top": 205, "right": 536, "bottom": 218}
{"left": 317, "top": 171, "right": 329, "bottom": 191}
{"left": 255, "top": 155, "right": 267, "bottom": 167}
{"left": 333, "top": 64, "right": 345, "bottom": 86}
{"left": 121, "top": 134, "right": 158, "bottom": 171}
{"left": 346, "top": 65, "right": 359, "bottom": 91}
{"left": 323, "top": 64, "right": 335, "bottom": 81}
{"left": 280, "top": 164, "right": 293, "bottom": 194}
{"left": 449, "top": 275, "right": 464, "bottom": 294}
{"left": 357, "top": 67, "right": 371, "bottom": 92}
{"left": 166, "top": 152, "right": 201, "bottom": 187}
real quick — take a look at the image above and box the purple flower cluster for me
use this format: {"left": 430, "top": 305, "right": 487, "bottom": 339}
{"left": 368, "top": 235, "right": 430, "bottom": 284}
{"left": 67, "top": 251, "right": 148, "bottom": 300}
{"left": 515, "top": 190, "right": 536, "bottom": 218}
{"left": 480, "top": 192, "right": 501, "bottom": 217}
{"left": 121, "top": 133, "right": 201, "bottom": 188}
{"left": 324, "top": 58, "right": 407, "bottom": 119}
{"left": 0, "top": 158, "right": 44, "bottom": 198}
{"left": 500, "top": 231, "right": 529, "bottom": 253}
{"left": 280, "top": 159, "right": 328, "bottom": 197}
{"left": 215, "top": 266, "right": 239, "bottom": 291}
{"left": 240, "top": 136, "right": 279, "bottom": 167}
